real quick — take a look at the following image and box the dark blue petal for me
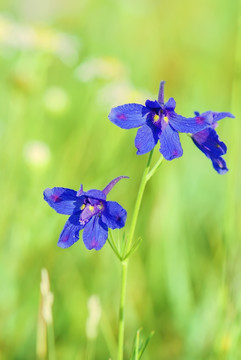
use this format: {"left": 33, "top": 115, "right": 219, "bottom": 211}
{"left": 191, "top": 128, "right": 229, "bottom": 174}
{"left": 57, "top": 214, "right": 83, "bottom": 248}
{"left": 43, "top": 187, "right": 78, "bottom": 215}
{"left": 83, "top": 189, "right": 106, "bottom": 201}
{"left": 158, "top": 124, "right": 183, "bottom": 160}
{"left": 169, "top": 112, "right": 212, "bottom": 133}
{"left": 145, "top": 100, "right": 160, "bottom": 109}
{"left": 212, "top": 112, "right": 235, "bottom": 121}
{"left": 103, "top": 176, "right": 129, "bottom": 196}
{"left": 134, "top": 124, "right": 158, "bottom": 155}
{"left": 165, "top": 97, "right": 176, "bottom": 110}
{"left": 211, "top": 157, "right": 228, "bottom": 174}
{"left": 191, "top": 128, "right": 227, "bottom": 158}
{"left": 82, "top": 216, "right": 108, "bottom": 250}
{"left": 108, "top": 104, "right": 148, "bottom": 129}
{"left": 102, "top": 201, "right": 127, "bottom": 229}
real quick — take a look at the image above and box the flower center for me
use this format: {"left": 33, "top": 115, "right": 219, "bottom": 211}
{"left": 79, "top": 200, "right": 104, "bottom": 225}
{"left": 163, "top": 116, "right": 169, "bottom": 123}
{"left": 153, "top": 114, "right": 159, "bottom": 123}
{"left": 89, "top": 205, "right": 95, "bottom": 212}
{"left": 97, "top": 203, "right": 104, "bottom": 210}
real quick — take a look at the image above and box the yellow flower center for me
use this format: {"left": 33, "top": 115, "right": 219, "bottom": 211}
{"left": 163, "top": 116, "right": 169, "bottom": 123}
{"left": 89, "top": 205, "right": 95, "bottom": 212}
{"left": 97, "top": 203, "right": 104, "bottom": 210}
{"left": 153, "top": 114, "right": 159, "bottom": 123}
{"left": 80, "top": 204, "right": 86, "bottom": 210}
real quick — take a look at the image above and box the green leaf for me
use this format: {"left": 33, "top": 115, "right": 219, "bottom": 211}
{"left": 107, "top": 231, "right": 122, "bottom": 261}
{"left": 122, "top": 237, "right": 142, "bottom": 261}
{"left": 130, "top": 328, "right": 154, "bottom": 360}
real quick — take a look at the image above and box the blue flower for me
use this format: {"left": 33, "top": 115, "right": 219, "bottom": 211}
{"left": 43, "top": 176, "right": 128, "bottom": 250}
{"left": 191, "top": 111, "right": 234, "bottom": 174}
{"left": 108, "top": 81, "right": 212, "bottom": 160}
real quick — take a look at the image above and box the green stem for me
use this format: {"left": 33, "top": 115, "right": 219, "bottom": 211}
{"left": 117, "top": 150, "right": 154, "bottom": 360}
{"left": 146, "top": 155, "right": 164, "bottom": 182}
{"left": 126, "top": 150, "right": 154, "bottom": 255}
{"left": 117, "top": 260, "right": 128, "bottom": 360}
{"left": 117, "top": 150, "right": 164, "bottom": 360}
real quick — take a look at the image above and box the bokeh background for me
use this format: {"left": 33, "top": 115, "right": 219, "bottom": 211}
{"left": 0, "top": 0, "right": 241, "bottom": 359}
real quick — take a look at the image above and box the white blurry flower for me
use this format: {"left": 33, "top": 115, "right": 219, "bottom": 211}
{"left": 96, "top": 81, "right": 153, "bottom": 108}
{"left": 43, "top": 86, "right": 69, "bottom": 114}
{"left": 40, "top": 268, "right": 54, "bottom": 325}
{"left": 75, "top": 57, "right": 127, "bottom": 82}
{"left": 0, "top": 15, "right": 80, "bottom": 65}
{"left": 23, "top": 141, "right": 51, "bottom": 167}
{"left": 34, "top": 27, "right": 80, "bottom": 65}
{"left": 0, "top": 15, "right": 35, "bottom": 50}
{"left": 86, "top": 295, "right": 102, "bottom": 340}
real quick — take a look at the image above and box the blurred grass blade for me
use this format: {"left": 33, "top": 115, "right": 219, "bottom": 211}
{"left": 134, "top": 328, "right": 140, "bottom": 360}
{"left": 37, "top": 268, "right": 55, "bottom": 360}
{"left": 137, "top": 330, "right": 154, "bottom": 359}
{"left": 130, "top": 328, "right": 154, "bottom": 360}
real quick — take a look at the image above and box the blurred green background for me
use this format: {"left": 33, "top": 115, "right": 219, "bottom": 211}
{"left": 0, "top": 0, "right": 241, "bottom": 359}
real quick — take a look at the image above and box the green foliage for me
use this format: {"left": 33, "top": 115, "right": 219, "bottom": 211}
{"left": 0, "top": 0, "right": 241, "bottom": 359}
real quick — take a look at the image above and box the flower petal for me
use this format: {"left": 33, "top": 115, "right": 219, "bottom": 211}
{"left": 213, "top": 112, "right": 235, "bottom": 121}
{"left": 169, "top": 112, "right": 212, "bottom": 133}
{"left": 102, "top": 201, "right": 127, "bottom": 229}
{"left": 158, "top": 124, "right": 183, "bottom": 160}
{"left": 82, "top": 216, "right": 108, "bottom": 250}
{"left": 43, "top": 187, "right": 78, "bottom": 215}
{"left": 102, "top": 176, "right": 129, "bottom": 196}
{"left": 108, "top": 104, "right": 148, "bottom": 129}
{"left": 165, "top": 97, "right": 176, "bottom": 110}
{"left": 82, "top": 189, "right": 106, "bottom": 201}
{"left": 57, "top": 214, "right": 82, "bottom": 248}
{"left": 145, "top": 100, "right": 160, "bottom": 109}
{"left": 135, "top": 124, "right": 158, "bottom": 155}
{"left": 191, "top": 128, "right": 227, "bottom": 159}
{"left": 211, "top": 157, "right": 228, "bottom": 174}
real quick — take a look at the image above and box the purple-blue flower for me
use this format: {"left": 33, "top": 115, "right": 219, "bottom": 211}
{"left": 43, "top": 176, "right": 128, "bottom": 250}
{"left": 191, "top": 111, "right": 234, "bottom": 174}
{"left": 108, "top": 81, "right": 212, "bottom": 160}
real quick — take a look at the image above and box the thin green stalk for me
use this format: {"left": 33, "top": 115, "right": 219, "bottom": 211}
{"left": 146, "top": 155, "right": 163, "bottom": 182}
{"left": 134, "top": 329, "right": 140, "bottom": 360}
{"left": 126, "top": 150, "right": 154, "bottom": 255}
{"left": 117, "top": 260, "right": 128, "bottom": 360}
{"left": 117, "top": 150, "right": 164, "bottom": 360}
